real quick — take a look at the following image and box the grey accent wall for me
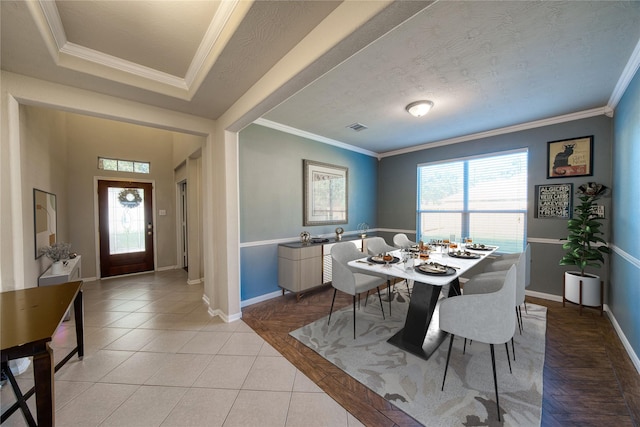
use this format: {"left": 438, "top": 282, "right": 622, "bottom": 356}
{"left": 379, "top": 115, "right": 613, "bottom": 297}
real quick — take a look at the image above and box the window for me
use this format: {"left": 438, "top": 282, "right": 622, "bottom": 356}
{"left": 98, "top": 157, "right": 150, "bottom": 174}
{"left": 417, "top": 149, "right": 528, "bottom": 254}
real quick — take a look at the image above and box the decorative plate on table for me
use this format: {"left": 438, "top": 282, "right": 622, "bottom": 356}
{"left": 415, "top": 263, "right": 456, "bottom": 276}
{"left": 448, "top": 251, "right": 481, "bottom": 259}
{"left": 368, "top": 256, "right": 400, "bottom": 264}
{"left": 466, "top": 243, "right": 496, "bottom": 251}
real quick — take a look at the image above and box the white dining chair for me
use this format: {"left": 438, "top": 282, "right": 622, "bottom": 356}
{"left": 393, "top": 233, "right": 417, "bottom": 249}
{"left": 483, "top": 244, "right": 531, "bottom": 319}
{"left": 329, "top": 242, "right": 386, "bottom": 339}
{"left": 365, "top": 237, "right": 409, "bottom": 309}
{"left": 440, "top": 265, "right": 517, "bottom": 422}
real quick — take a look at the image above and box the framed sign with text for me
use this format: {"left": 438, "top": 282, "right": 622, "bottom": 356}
{"left": 535, "top": 183, "right": 573, "bottom": 219}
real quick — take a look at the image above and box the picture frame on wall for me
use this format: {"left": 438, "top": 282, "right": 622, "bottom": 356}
{"left": 534, "top": 183, "right": 573, "bottom": 219}
{"left": 547, "top": 135, "right": 593, "bottom": 178}
{"left": 303, "top": 159, "right": 348, "bottom": 226}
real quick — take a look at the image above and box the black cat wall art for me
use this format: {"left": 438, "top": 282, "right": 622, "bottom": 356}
{"left": 547, "top": 136, "right": 594, "bottom": 178}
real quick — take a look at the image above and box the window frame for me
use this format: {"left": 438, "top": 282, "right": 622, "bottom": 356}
{"left": 416, "top": 148, "right": 528, "bottom": 254}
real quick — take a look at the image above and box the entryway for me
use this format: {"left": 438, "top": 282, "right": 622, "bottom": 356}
{"left": 97, "top": 180, "right": 154, "bottom": 277}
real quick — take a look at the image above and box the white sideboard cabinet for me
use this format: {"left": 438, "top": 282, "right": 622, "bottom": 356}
{"left": 278, "top": 237, "right": 365, "bottom": 299}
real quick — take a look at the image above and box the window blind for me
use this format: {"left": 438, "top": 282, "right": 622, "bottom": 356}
{"left": 417, "top": 150, "right": 528, "bottom": 254}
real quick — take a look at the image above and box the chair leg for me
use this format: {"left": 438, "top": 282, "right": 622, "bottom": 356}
{"left": 441, "top": 334, "right": 455, "bottom": 391}
{"left": 406, "top": 279, "right": 412, "bottom": 298}
{"left": 524, "top": 301, "right": 528, "bottom": 314}
{"left": 505, "top": 342, "right": 512, "bottom": 374}
{"left": 519, "top": 305, "right": 524, "bottom": 331}
{"left": 490, "top": 344, "right": 502, "bottom": 422}
{"left": 463, "top": 338, "right": 467, "bottom": 355}
{"left": 387, "top": 280, "right": 392, "bottom": 316}
{"left": 353, "top": 295, "right": 357, "bottom": 339}
{"left": 328, "top": 288, "right": 337, "bottom": 325}
{"left": 376, "top": 287, "right": 385, "bottom": 320}
{"left": 511, "top": 337, "right": 516, "bottom": 361}
{"left": 515, "top": 307, "right": 523, "bottom": 334}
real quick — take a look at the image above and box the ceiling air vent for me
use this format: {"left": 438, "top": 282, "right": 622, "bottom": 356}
{"left": 346, "top": 122, "right": 368, "bottom": 132}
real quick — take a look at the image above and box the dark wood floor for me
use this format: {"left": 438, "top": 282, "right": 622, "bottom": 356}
{"left": 242, "top": 285, "right": 640, "bottom": 427}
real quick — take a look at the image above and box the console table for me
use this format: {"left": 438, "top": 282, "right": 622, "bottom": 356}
{"left": 39, "top": 256, "right": 81, "bottom": 321}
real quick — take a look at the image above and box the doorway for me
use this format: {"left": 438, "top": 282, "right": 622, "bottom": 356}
{"left": 179, "top": 180, "right": 188, "bottom": 271}
{"left": 98, "top": 180, "right": 155, "bottom": 277}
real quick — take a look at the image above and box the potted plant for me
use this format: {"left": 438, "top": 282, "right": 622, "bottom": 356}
{"left": 560, "top": 182, "right": 610, "bottom": 309}
{"left": 40, "top": 242, "right": 71, "bottom": 274}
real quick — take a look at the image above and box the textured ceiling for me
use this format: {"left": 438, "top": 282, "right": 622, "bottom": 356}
{"left": 2, "top": 1, "right": 640, "bottom": 155}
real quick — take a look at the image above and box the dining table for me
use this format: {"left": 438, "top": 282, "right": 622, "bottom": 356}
{"left": 348, "top": 244, "right": 498, "bottom": 360}
{"left": 1, "top": 281, "right": 84, "bottom": 426}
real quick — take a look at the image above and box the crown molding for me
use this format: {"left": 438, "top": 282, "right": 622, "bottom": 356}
{"left": 608, "top": 37, "right": 640, "bottom": 109}
{"left": 254, "top": 118, "right": 380, "bottom": 159}
{"left": 31, "top": 0, "right": 245, "bottom": 100}
{"left": 256, "top": 107, "right": 611, "bottom": 159}
{"left": 379, "top": 107, "right": 610, "bottom": 158}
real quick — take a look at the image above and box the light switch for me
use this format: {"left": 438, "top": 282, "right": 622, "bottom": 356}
{"left": 159, "top": 209, "right": 167, "bottom": 216}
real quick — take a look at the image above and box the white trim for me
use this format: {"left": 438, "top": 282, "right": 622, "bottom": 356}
{"left": 525, "top": 289, "right": 563, "bottom": 303}
{"left": 611, "top": 244, "right": 640, "bottom": 270}
{"left": 239, "top": 229, "right": 398, "bottom": 248}
{"left": 255, "top": 108, "right": 610, "bottom": 161}
{"left": 609, "top": 37, "right": 640, "bottom": 108}
{"left": 61, "top": 42, "right": 188, "bottom": 90}
{"left": 526, "top": 237, "right": 564, "bottom": 245}
{"left": 254, "top": 118, "right": 379, "bottom": 158}
{"left": 208, "top": 307, "right": 242, "bottom": 322}
{"left": 607, "top": 306, "right": 640, "bottom": 375}
{"left": 187, "top": 278, "right": 202, "bottom": 285}
{"left": 185, "top": 0, "right": 240, "bottom": 88}
{"left": 156, "top": 265, "right": 177, "bottom": 272}
{"left": 380, "top": 107, "right": 609, "bottom": 158}
{"left": 241, "top": 290, "right": 283, "bottom": 308}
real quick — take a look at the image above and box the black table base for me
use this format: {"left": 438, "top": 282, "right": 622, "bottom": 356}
{"left": 387, "top": 278, "right": 460, "bottom": 360}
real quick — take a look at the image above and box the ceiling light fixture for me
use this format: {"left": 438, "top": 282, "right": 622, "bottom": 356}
{"left": 405, "top": 100, "right": 434, "bottom": 118}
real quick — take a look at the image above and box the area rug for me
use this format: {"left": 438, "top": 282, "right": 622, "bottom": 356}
{"left": 290, "top": 287, "right": 545, "bottom": 426}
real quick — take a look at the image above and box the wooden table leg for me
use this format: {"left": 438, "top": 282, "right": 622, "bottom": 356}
{"left": 33, "top": 344, "right": 55, "bottom": 426}
{"left": 73, "top": 289, "right": 84, "bottom": 358}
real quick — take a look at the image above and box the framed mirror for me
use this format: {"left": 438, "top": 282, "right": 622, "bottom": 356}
{"left": 34, "top": 188, "right": 57, "bottom": 258}
{"left": 303, "top": 160, "right": 348, "bottom": 226}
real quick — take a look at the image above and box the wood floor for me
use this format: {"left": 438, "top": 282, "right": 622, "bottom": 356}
{"left": 242, "top": 284, "right": 640, "bottom": 427}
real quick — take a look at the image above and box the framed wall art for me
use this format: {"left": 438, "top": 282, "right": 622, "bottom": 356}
{"left": 303, "top": 160, "right": 348, "bottom": 226}
{"left": 535, "top": 183, "right": 573, "bottom": 219}
{"left": 547, "top": 135, "right": 593, "bottom": 178}
{"left": 33, "top": 188, "right": 57, "bottom": 258}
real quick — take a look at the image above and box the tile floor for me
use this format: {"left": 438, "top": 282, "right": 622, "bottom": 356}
{"left": 1, "top": 270, "right": 364, "bottom": 427}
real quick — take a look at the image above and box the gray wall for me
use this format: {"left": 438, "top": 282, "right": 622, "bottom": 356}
{"left": 238, "top": 124, "right": 378, "bottom": 300}
{"left": 379, "top": 115, "right": 613, "bottom": 297}
{"left": 20, "top": 105, "right": 69, "bottom": 286}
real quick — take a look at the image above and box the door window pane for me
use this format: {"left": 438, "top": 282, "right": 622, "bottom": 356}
{"left": 108, "top": 187, "right": 146, "bottom": 254}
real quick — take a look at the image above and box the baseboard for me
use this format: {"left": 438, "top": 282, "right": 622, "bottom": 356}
{"left": 241, "top": 290, "right": 283, "bottom": 308}
{"left": 525, "top": 289, "right": 563, "bottom": 302}
{"left": 207, "top": 307, "right": 242, "bottom": 322}
{"left": 187, "top": 278, "right": 202, "bottom": 285}
{"left": 606, "top": 306, "right": 640, "bottom": 375}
